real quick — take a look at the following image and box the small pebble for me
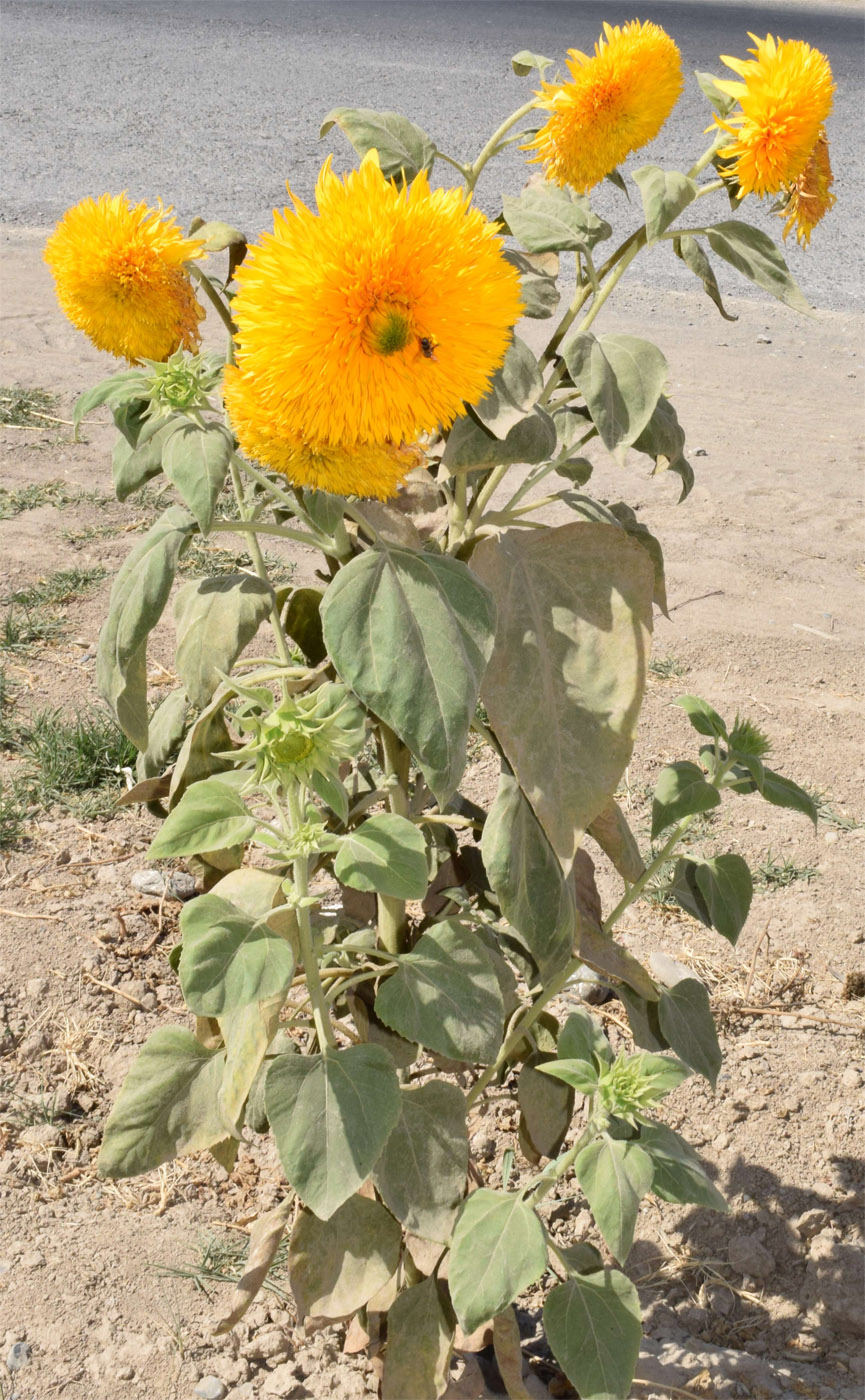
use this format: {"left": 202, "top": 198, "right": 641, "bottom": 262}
{"left": 195, "top": 1379, "right": 228, "bottom": 1400}
{"left": 6, "top": 1341, "right": 32, "bottom": 1372}
{"left": 20, "top": 1251, "right": 45, "bottom": 1270}
{"left": 757, "top": 335, "right": 772, "bottom": 344}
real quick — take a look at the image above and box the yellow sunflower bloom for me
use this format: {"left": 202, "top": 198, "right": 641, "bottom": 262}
{"left": 223, "top": 365, "right": 423, "bottom": 500}
{"left": 44, "top": 193, "right": 205, "bottom": 363}
{"left": 525, "top": 20, "right": 684, "bottom": 194}
{"left": 713, "top": 34, "right": 835, "bottom": 198}
{"left": 777, "top": 131, "right": 836, "bottom": 245}
{"left": 226, "top": 151, "right": 523, "bottom": 452}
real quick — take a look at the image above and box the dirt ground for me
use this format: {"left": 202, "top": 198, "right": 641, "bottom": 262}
{"left": 0, "top": 228, "right": 863, "bottom": 1400}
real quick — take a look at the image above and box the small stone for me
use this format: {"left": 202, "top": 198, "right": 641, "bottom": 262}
{"left": 727, "top": 1233, "right": 775, "bottom": 1280}
{"left": 470, "top": 1133, "right": 496, "bottom": 1161}
{"left": 20, "top": 1250, "right": 45, "bottom": 1270}
{"left": 116, "top": 1363, "right": 135, "bottom": 1380}
{"left": 840, "top": 1067, "right": 862, "bottom": 1089}
{"left": 131, "top": 869, "right": 196, "bottom": 900}
{"left": 6, "top": 1341, "right": 32, "bottom": 1372}
{"left": 25, "top": 977, "right": 50, "bottom": 999}
{"left": 241, "top": 1326, "right": 290, "bottom": 1363}
{"left": 195, "top": 1379, "right": 228, "bottom": 1400}
{"left": 261, "top": 1365, "right": 305, "bottom": 1397}
{"left": 713, "top": 1131, "right": 731, "bottom": 1151}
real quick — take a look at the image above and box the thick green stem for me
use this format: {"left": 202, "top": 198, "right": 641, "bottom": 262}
{"left": 465, "top": 99, "right": 540, "bottom": 191}
{"left": 377, "top": 724, "right": 411, "bottom": 955}
{"left": 190, "top": 265, "right": 237, "bottom": 353}
{"left": 447, "top": 473, "right": 469, "bottom": 551}
{"left": 528, "top": 1124, "right": 595, "bottom": 1206}
{"left": 285, "top": 785, "right": 336, "bottom": 1050}
{"left": 210, "top": 518, "right": 327, "bottom": 551}
{"left": 228, "top": 462, "right": 295, "bottom": 670}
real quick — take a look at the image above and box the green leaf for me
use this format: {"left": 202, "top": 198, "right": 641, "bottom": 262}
{"left": 674, "top": 234, "right": 738, "bottom": 321}
{"left": 657, "top": 979, "right": 721, "bottom": 1087}
{"left": 74, "top": 368, "right": 148, "bottom": 432}
{"left": 555, "top": 1242, "right": 605, "bottom": 1277}
{"left": 559, "top": 332, "right": 668, "bottom": 454}
{"left": 481, "top": 770, "right": 575, "bottom": 981}
{"left": 471, "top": 336, "right": 542, "bottom": 440}
{"left": 576, "top": 1135, "right": 653, "bottom": 1263}
{"left": 695, "top": 70, "right": 736, "bottom": 117}
{"left": 639, "top": 1121, "right": 727, "bottom": 1211}
{"left": 112, "top": 416, "right": 182, "bottom": 500}
{"left": 320, "top": 107, "right": 435, "bottom": 181}
{"left": 559, "top": 1008, "right": 613, "bottom": 1069}
{"left": 631, "top": 165, "right": 699, "bottom": 241}
{"left": 375, "top": 919, "right": 504, "bottom": 1065}
{"left": 538, "top": 1058, "right": 599, "bottom": 1095}
{"left": 148, "top": 776, "right": 256, "bottom": 858}
{"left": 373, "top": 1081, "right": 468, "bottom": 1243}
{"left": 161, "top": 421, "right": 234, "bottom": 535}
{"left": 97, "top": 505, "right": 197, "bottom": 748}
{"left": 284, "top": 587, "right": 326, "bottom": 665}
{"left": 651, "top": 761, "right": 721, "bottom": 840}
{"left": 694, "top": 855, "right": 752, "bottom": 945}
{"left": 511, "top": 49, "right": 554, "bottom": 77}
{"left": 442, "top": 405, "right": 557, "bottom": 472}
{"left": 606, "top": 502, "right": 668, "bottom": 616}
{"left": 675, "top": 695, "right": 728, "bottom": 741}
{"left": 473, "top": 522, "right": 654, "bottom": 870}
{"left": 168, "top": 686, "right": 235, "bottom": 806}
{"left": 266, "top": 1044, "right": 401, "bottom": 1219}
{"left": 631, "top": 394, "right": 694, "bottom": 499}
{"left": 502, "top": 185, "right": 612, "bottom": 255}
{"left": 503, "top": 249, "right": 560, "bottom": 320}
{"left": 321, "top": 545, "right": 495, "bottom": 804}
{"left": 728, "top": 766, "right": 818, "bottom": 824}
{"left": 587, "top": 799, "right": 644, "bottom": 884}
{"left": 288, "top": 1194, "right": 401, "bottom": 1318}
{"left": 449, "top": 1189, "right": 548, "bottom": 1334}
{"left": 703, "top": 221, "right": 811, "bottom": 312}
{"left": 136, "top": 687, "right": 188, "bottom": 781}
{"left": 113, "top": 396, "right": 151, "bottom": 447}
{"left": 519, "top": 1054, "right": 574, "bottom": 1162}
{"left": 618, "top": 988, "right": 668, "bottom": 1053}
{"left": 98, "top": 1028, "right": 226, "bottom": 1178}
{"left": 382, "top": 1277, "right": 455, "bottom": 1400}
{"left": 218, "top": 993, "right": 284, "bottom": 1136}
{"left": 334, "top": 813, "right": 428, "bottom": 901}
{"left": 544, "top": 1270, "right": 641, "bottom": 1400}
{"left": 174, "top": 574, "right": 273, "bottom": 709}
{"left": 178, "top": 893, "right": 295, "bottom": 1016}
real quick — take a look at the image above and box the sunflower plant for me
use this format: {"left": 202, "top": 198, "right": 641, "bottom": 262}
{"left": 47, "top": 21, "right": 830, "bottom": 1399}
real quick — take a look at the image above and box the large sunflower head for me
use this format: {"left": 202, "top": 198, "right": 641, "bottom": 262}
{"left": 525, "top": 20, "right": 684, "bottom": 193}
{"left": 776, "top": 130, "right": 836, "bottom": 245}
{"left": 225, "top": 151, "right": 523, "bottom": 453}
{"left": 222, "top": 365, "right": 424, "bottom": 499}
{"left": 713, "top": 34, "right": 835, "bottom": 198}
{"left": 44, "top": 193, "right": 205, "bottom": 363}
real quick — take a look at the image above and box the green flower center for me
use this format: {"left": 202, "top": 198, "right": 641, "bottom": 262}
{"left": 270, "top": 729, "right": 316, "bottom": 766}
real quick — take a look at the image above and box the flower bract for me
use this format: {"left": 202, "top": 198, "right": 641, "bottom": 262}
{"left": 776, "top": 131, "right": 836, "bottom": 245}
{"left": 713, "top": 34, "right": 835, "bottom": 198}
{"left": 222, "top": 367, "right": 423, "bottom": 499}
{"left": 44, "top": 193, "right": 205, "bottom": 363}
{"left": 224, "top": 151, "right": 522, "bottom": 466}
{"left": 231, "top": 682, "right": 367, "bottom": 800}
{"left": 525, "top": 20, "right": 683, "bottom": 193}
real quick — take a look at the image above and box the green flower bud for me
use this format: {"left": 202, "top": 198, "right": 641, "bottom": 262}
{"left": 139, "top": 349, "right": 223, "bottom": 419}
{"left": 232, "top": 682, "right": 366, "bottom": 796}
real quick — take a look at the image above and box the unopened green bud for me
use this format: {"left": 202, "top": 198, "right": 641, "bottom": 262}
{"left": 140, "top": 349, "right": 223, "bottom": 419}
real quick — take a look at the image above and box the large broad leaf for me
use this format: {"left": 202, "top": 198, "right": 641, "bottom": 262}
{"left": 449, "top": 1189, "right": 548, "bottom": 1334}
{"left": 373, "top": 1081, "right": 468, "bottom": 1243}
{"left": 631, "top": 165, "right": 699, "bottom": 241}
{"left": 334, "top": 813, "right": 428, "bottom": 900}
{"left": 288, "top": 1194, "right": 401, "bottom": 1319}
{"left": 704, "top": 221, "right": 811, "bottom": 312}
{"left": 442, "top": 405, "right": 557, "bottom": 472}
{"left": 178, "top": 893, "right": 295, "bottom": 1016}
{"left": 694, "top": 854, "right": 753, "bottom": 945}
{"left": 320, "top": 107, "right": 435, "bottom": 181}
{"left": 321, "top": 545, "right": 495, "bottom": 804}
{"left": 97, "top": 505, "right": 197, "bottom": 748}
{"left": 136, "top": 687, "right": 188, "bottom": 781}
{"left": 98, "top": 1028, "right": 226, "bottom": 1178}
{"left": 161, "top": 421, "right": 234, "bottom": 534}
{"left": 559, "top": 332, "right": 668, "bottom": 454}
{"left": 673, "top": 234, "right": 738, "bottom": 321}
{"left": 502, "top": 185, "right": 611, "bottom": 254}
{"left": 266, "top": 1044, "right": 401, "bottom": 1219}
{"left": 473, "top": 523, "right": 654, "bottom": 870}
{"left": 575, "top": 1135, "right": 654, "bottom": 1264}
{"left": 651, "top": 761, "right": 720, "bottom": 839}
{"left": 112, "top": 416, "right": 182, "bottom": 500}
{"left": 382, "top": 1277, "right": 455, "bottom": 1400}
{"left": 481, "top": 769, "right": 575, "bottom": 981}
{"left": 471, "top": 336, "right": 542, "bottom": 440}
{"left": 503, "top": 249, "right": 560, "bottom": 320}
{"left": 375, "top": 920, "right": 504, "bottom": 1065}
{"left": 73, "top": 367, "right": 148, "bottom": 433}
{"left": 218, "top": 992, "right": 284, "bottom": 1137}
{"left": 148, "top": 776, "right": 256, "bottom": 858}
{"left": 174, "top": 574, "right": 273, "bottom": 709}
{"left": 587, "top": 799, "right": 644, "bottom": 884}
{"left": 168, "top": 686, "right": 235, "bottom": 806}
{"left": 559, "top": 1008, "right": 613, "bottom": 1070}
{"left": 657, "top": 978, "right": 721, "bottom": 1087}
{"left": 544, "top": 1270, "right": 641, "bottom": 1400}
{"left": 519, "top": 1054, "right": 573, "bottom": 1162}
{"left": 638, "top": 1122, "right": 727, "bottom": 1212}
{"left": 728, "top": 765, "right": 817, "bottom": 823}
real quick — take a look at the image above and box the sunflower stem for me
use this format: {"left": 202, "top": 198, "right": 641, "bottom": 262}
{"left": 233, "top": 456, "right": 340, "bottom": 554}
{"left": 434, "top": 149, "right": 472, "bottom": 179}
{"left": 447, "top": 474, "right": 469, "bottom": 550}
{"left": 687, "top": 131, "right": 729, "bottom": 181}
{"left": 377, "top": 723, "right": 411, "bottom": 956}
{"left": 285, "top": 784, "right": 337, "bottom": 1051}
{"left": 190, "top": 265, "right": 237, "bottom": 354}
{"left": 465, "top": 99, "right": 541, "bottom": 191}
{"left": 228, "top": 461, "right": 295, "bottom": 674}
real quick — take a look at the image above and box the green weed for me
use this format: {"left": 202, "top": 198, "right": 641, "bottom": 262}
{"left": 649, "top": 655, "right": 689, "bottom": 680}
{"left": 806, "top": 785, "right": 862, "bottom": 831}
{"left": 17, "top": 707, "right": 136, "bottom": 815}
{"left": 755, "top": 851, "right": 819, "bottom": 889}
{"left": 153, "top": 1231, "right": 290, "bottom": 1302}
{"left": 4, "top": 565, "right": 107, "bottom": 609}
{"left": 0, "top": 781, "right": 29, "bottom": 850}
{"left": 0, "top": 609, "right": 66, "bottom": 653}
{"left": 0, "top": 385, "right": 59, "bottom": 427}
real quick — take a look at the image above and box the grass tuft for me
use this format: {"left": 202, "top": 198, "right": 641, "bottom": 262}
{"left": 17, "top": 707, "right": 136, "bottom": 812}
{"left": 0, "top": 385, "right": 59, "bottom": 427}
{"left": 649, "top": 655, "right": 689, "bottom": 680}
{"left": 755, "top": 850, "right": 819, "bottom": 889}
{"left": 153, "top": 1230, "right": 291, "bottom": 1302}
{"left": 0, "top": 609, "right": 66, "bottom": 653}
{"left": 3, "top": 565, "right": 107, "bottom": 609}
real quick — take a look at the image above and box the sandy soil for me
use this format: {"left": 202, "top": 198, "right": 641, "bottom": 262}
{"left": 0, "top": 229, "right": 863, "bottom": 1400}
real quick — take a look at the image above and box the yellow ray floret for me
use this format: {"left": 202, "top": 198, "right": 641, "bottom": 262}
{"left": 223, "top": 365, "right": 423, "bottom": 499}
{"left": 226, "top": 151, "right": 523, "bottom": 449}
{"left": 44, "top": 193, "right": 205, "bottom": 363}
{"left": 777, "top": 131, "right": 836, "bottom": 246}
{"left": 525, "top": 20, "right": 683, "bottom": 194}
{"left": 714, "top": 34, "right": 835, "bottom": 198}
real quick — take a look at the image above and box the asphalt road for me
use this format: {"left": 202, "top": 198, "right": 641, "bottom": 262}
{"left": 1, "top": 0, "right": 862, "bottom": 310}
